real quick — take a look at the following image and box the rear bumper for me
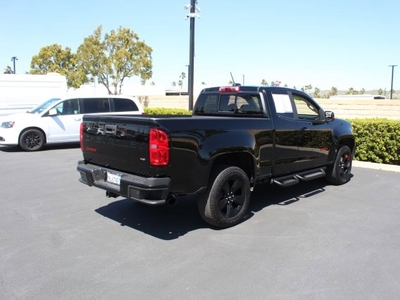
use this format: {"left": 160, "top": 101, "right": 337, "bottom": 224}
{"left": 77, "top": 161, "right": 171, "bottom": 205}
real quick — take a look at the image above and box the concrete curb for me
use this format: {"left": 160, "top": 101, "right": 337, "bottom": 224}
{"left": 353, "top": 160, "right": 400, "bottom": 173}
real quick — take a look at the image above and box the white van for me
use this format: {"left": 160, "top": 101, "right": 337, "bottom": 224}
{"left": 0, "top": 73, "right": 68, "bottom": 116}
{"left": 0, "top": 95, "right": 144, "bottom": 151}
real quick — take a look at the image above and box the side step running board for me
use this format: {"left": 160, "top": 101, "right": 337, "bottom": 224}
{"left": 272, "top": 168, "right": 326, "bottom": 187}
{"left": 272, "top": 175, "right": 299, "bottom": 187}
{"left": 296, "top": 168, "right": 326, "bottom": 181}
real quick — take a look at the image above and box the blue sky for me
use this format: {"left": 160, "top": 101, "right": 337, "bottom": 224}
{"left": 1, "top": 0, "right": 399, "bottom": 91}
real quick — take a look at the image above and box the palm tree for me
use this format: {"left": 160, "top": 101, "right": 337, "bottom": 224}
{"left": 4, "top": 66, "right": 13, "bottom": 74}
{"left": 179, "top": 72, "right": 186, "bottom": 88}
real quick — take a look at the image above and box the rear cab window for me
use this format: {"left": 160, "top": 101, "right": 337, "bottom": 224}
{"left": 194, "top": 89, "right": 265, "bottom": 116}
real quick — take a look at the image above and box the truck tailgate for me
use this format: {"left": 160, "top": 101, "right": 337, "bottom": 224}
{"left": 80, "top": 114, "right": 152, "bottom": 176}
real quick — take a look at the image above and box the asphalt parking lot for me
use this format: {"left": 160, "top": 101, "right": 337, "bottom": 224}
{"left": 1, "top": 144, "right": 400, "bottom": 300}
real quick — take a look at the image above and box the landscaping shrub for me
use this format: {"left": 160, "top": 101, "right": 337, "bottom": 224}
{"left": 349, "top": 118, "right": 400, "bottom": 165}
{"left": 144, "top": 107, "right": 191, "bottom": 115}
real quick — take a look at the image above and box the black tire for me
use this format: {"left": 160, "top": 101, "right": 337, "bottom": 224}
{"left": 19, "top": 129, "right": 45, "bottom": 151}
{"left": 198, "top": 166, "right": 251, "bottom": 228}
{"left": 326, "top": 145, "right": 352, "bottom": 185}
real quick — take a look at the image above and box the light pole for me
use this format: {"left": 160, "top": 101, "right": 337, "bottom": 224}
{"left": 11, "top": 56, "right": 18, "bottom": 74}
{"left": 184, "top": 1, "right": 200, "bottom": 111}
{"left": 388, "top": 65, "right": 397, "bottom": 99}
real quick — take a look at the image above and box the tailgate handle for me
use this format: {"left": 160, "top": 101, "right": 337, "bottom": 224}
{"left": 104, "top": 124, "right": 117, "bottom": 135}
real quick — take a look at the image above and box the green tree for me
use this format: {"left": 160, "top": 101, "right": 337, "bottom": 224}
{"left": 30, "top": 44, "right": 86, "bottom": 88}
{"left": 346, "top": 87, "right": 354, "bottom": 95}
{"left": 3, "top": 66, "right": 13, "bottom": 74}
{"left": 261, "top": 79, "right": 268, "bottom": 86}
{"left": 378, "top": 88, "right": 383, "bottom": 95}
{"left": 77, "top": 25, "right": 153, "bottom": 95}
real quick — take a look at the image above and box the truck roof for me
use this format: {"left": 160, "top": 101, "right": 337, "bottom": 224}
{"left": 199, "top": 85, "right": 300, "bottom": 94}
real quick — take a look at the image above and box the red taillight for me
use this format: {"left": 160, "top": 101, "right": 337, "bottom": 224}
{"left": 80, "top": 123, "right": 84, "bottom": 151}
{"left": 149, "top": 128, "right": 170, "bottom": 166}
{"left": 219, "top": 86, "right": 241, "bottom": 93}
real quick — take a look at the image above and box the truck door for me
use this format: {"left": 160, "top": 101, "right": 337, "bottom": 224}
{"left": 269, "top": 91, "right": 304, "bottom": 175}
{"left": 290, "top": 92, "right": 332, "bottom": 170}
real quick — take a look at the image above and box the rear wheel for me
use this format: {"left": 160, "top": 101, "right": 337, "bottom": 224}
{"left": 198, "top": 166, "right": 251, "bottom": 228}
{"left": 326, "top": 145, "right": 352, "bottom": 185}
{"left": 19, "top": 129, "right": 45, "bottom": 151}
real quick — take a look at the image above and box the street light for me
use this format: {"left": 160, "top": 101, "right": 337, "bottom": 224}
{"left": 184, "top": 1, "right": 200, "bottom": 111}
{"left": 388, "top": 65, "right": 397, "bottom": 99}
{"left": 11, "top": 56, "right": 18, "bottom": 74}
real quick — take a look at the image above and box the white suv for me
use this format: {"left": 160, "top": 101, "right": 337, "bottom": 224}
{"left": 0, "top": 95, "right": 144, "bottom": 151}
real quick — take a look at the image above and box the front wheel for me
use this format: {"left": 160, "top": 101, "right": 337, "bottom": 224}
{"left": 198, "top": 166, "right": 251, "bottom": 228}
{"left": 326, "top": 145, "right": 353, "bottom": 185}
{"left": 19, "top": 129, "right": 45, "bottom": 151}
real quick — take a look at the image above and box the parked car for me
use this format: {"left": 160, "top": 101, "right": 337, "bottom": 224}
{"left": 0, "top": 95, "right": 143, "bottom": 151}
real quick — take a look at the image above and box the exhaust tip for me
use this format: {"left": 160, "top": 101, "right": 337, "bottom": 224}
{"left": 166, "top": 194, "right": 177, "bottom": 206}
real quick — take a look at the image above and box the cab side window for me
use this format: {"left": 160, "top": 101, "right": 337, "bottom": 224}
{"left": 292, "top": 94, "right": 319, "bottom": 120}
{"left": 271, "top": 92, "right": 294, "bottom": 119}
{"left": 113, "top": 98, "right": 138, "bottom": 112}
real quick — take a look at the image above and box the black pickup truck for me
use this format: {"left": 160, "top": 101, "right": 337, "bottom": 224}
{"left": 77, "top": 85, "right": 355, "bottom": 228}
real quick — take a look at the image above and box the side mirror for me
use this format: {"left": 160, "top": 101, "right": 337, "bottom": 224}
{"left": 325, "top": 110, "right": 335, "bottom": 121}
{"left": 48, "top": 108, "right": 58, "bottom": 116}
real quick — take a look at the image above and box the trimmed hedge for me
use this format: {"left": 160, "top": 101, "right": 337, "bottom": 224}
{"left": 143, "top": 108, "right": 400, "bottom": 165}
{"left": 144, "top": 107, "right": 191, "bottom": 115}
{"left": 349, "top": 118, "right": 400, "bottom": 165}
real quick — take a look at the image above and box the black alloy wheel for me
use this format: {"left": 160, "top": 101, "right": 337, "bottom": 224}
{"left": 326, "top": 145, "right": 353, "bottom": 185}
{"left": 198, "top": 166, "right": 251, "bottom": 228}
{"left": 19, "top": 129, "right": 45, "bottom": 151}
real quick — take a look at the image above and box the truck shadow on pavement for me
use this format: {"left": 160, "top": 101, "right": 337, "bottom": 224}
{"left": 95, "top": 178, "right": 332, "bottom": 240}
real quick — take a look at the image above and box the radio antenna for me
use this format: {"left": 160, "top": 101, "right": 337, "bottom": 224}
{"left": 230, "top": 72, "right": 235, "bottom": 85}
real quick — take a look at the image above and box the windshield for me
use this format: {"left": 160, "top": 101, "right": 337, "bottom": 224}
{"left": 28, "top": 98, "right": 61, "bottom": 114}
